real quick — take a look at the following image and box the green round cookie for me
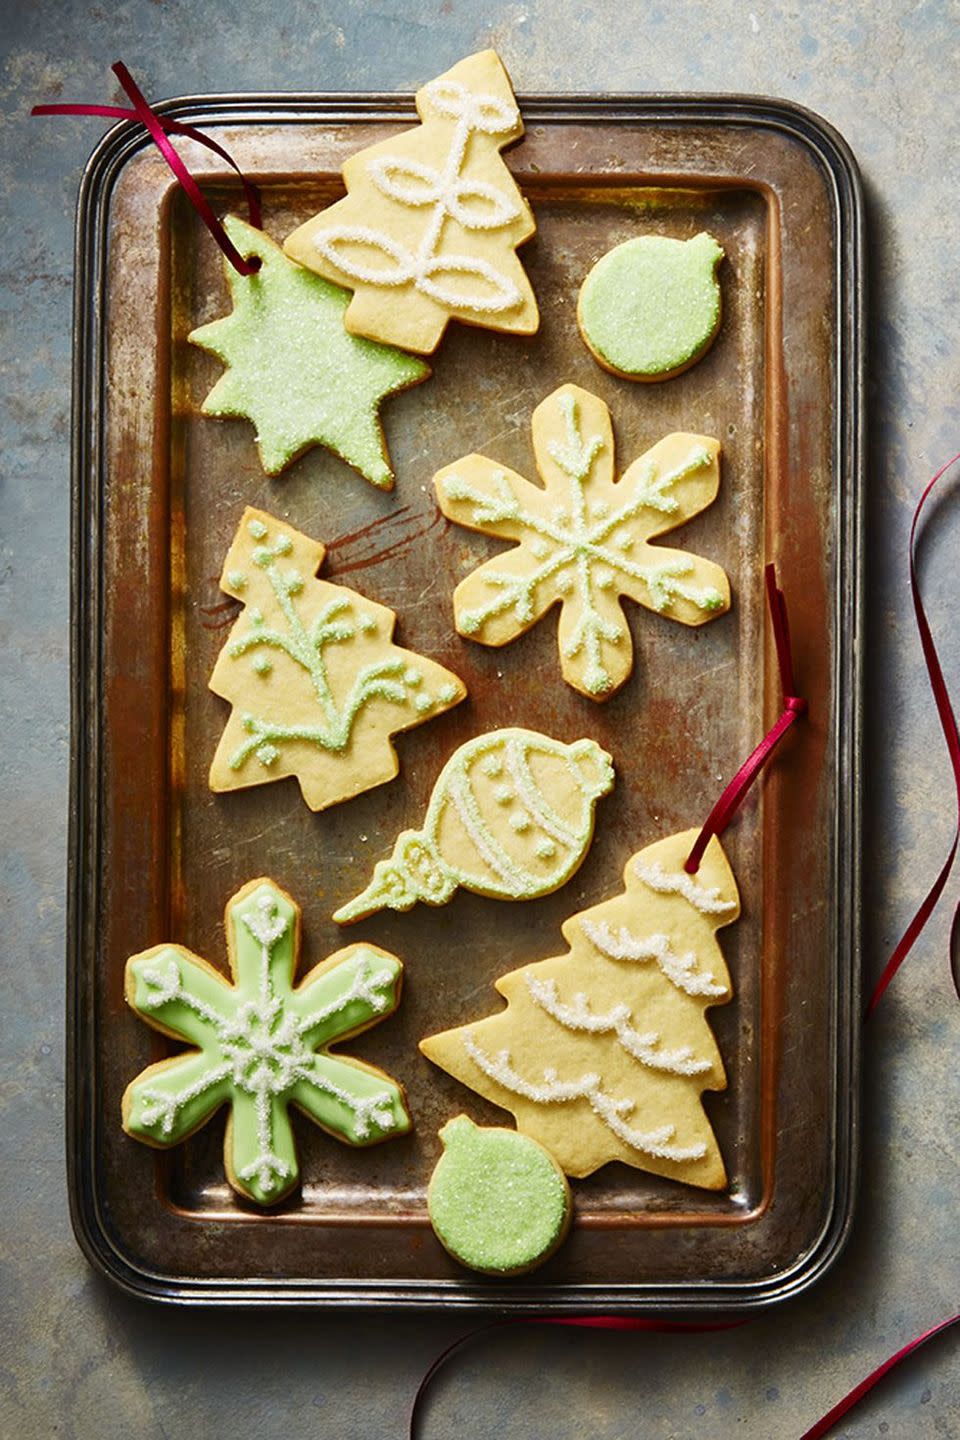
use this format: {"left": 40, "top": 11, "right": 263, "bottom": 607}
{"left": 428, "top": 1115, "right": 571, "bottom": 1275}
{"left": 577, "top": 232, "right": 724, "bottom": 381}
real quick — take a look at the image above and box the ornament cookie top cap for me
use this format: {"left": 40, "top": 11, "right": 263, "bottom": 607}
{"left": 283, "top": 50, "right": 539, "bottom": 355}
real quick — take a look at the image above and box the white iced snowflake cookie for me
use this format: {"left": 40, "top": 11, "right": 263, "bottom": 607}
{"left": 435, "top": 383, "right": 731, "bottom": 700}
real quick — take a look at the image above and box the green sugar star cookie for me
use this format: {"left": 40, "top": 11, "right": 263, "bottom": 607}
{"left": 577, "top": 232, "right": 724, "bottom": 382}
{"left": 427, "top": 1115, "right": 572, "bottom": 1274}
{"left": 189, "top": 215, "right": 430, "bottom": 485}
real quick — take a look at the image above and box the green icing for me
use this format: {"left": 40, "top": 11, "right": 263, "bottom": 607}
{"left": 428, "top": 1116, "right": 570, "bottom": 1273}
{"left": 579, "top": 232, "right": 723, "bottom": 378}
{"left": 189, "top": 215, "right": 429, "bottom": 482}
{"left": 123, "top": 880, "right": 412, "bottom": 1206}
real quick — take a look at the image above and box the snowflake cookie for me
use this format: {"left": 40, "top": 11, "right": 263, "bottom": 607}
{"left": 208, "top": 508, "right": 466, "bottom": 811}
{"left": 421, "top": 829, "right": 739, "bottom": 1192}
{"left": 282, "top": 50, "right": 539, "bottom": 354}
{"left": 122, "top": 878, "right": 412, "bottom": 1205}
{"left": 435, "top": 383, "right": 731, "bottom": 699}
{"left": 188, "top": 216, "right": 429, "bottom": 484}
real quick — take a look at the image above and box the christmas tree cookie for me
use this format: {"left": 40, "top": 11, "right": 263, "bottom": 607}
{"left": 428, "top": 1115, "right": 572, "bottom": 1274}
{"left": 208, "top": 508, "right": 466, "bottom": 811}
{"left": 122, "top": 878, "right": 412, "bottom": 1206}
{"left": 188, "top": 216, "right": 429, "bottom": 484}
{"left": 435, "top": 383, "right": 731, "bottom": 700}
{"left": 578, "top": 233, "right": 724, "bottom": 381}
{"left": 334, "top": 728, "right": 614, "bottom": 923}
{"left": 420, "top": 829, "right": 739, "bottom": 1191}
{"left": 283, "top": 51, "right": 539, "bottom": 354}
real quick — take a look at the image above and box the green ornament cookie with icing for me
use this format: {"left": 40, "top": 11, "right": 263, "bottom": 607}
{"left": 577, "top": 232, "right": 724, "bottom": 381}
{"left": 122, "top": 877, "right": 412, "bottom": 1206}
{"left": 334, "top": 728, "right": 614, "bottom": 923}
{"left": 428, "top": 1115, "right": 572, "bottom": 1274}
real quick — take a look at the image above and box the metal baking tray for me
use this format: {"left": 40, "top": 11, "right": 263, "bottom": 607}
{"left": 68, "top": 91, "right": 864, "bottom": 1309}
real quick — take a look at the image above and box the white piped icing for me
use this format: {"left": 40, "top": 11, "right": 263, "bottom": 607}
{"left": 524, "top": 975, "right": 710, "bottom": 1076}
{"left": 633, "top": 859, "right": 737, "bottom": 915}
{"left": 461, "top": 1032, "right": 707, "bottom": 1162}
{"left": 580, "top": 919, "right": 728, "bottom": 999}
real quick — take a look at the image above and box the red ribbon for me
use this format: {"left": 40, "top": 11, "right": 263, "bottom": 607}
{"left": 865, "top": 452, "right": 960, "bottom": 1014}
{"left": 797, "top": 1312, "right": 960, "bottom": 1440}
{"left": 409, "top": 1317, "right": 747, "bottom": 1439}
{"left": 32, "top": 61, "right": 262, "bottom": 276}
{"left": 685, "top": 563, "right": 807, "bottom": 874}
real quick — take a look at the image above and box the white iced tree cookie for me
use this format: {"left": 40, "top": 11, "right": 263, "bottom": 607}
{"left": 421, "top": 829, "right": 739, "bottom": 1192}
{"left": 283, "top": 50, "right": 539, "bottom": 354}
{"left": 123, "top": 878, "right": 412, "bottom": 1206}
{"left": 435, "top": 383, "right": 731, "bottom": 699}
{"left": 208, "top": 508, "right": 466, "bottom": 810}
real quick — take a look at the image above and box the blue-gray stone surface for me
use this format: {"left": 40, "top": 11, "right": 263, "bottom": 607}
{"left": 1, "top": 1, "right": 958, "bottom": 1435}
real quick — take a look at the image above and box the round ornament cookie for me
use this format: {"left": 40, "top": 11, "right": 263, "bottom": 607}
{"left": 577, "top": 232, "right": 724, "bottom": 382}
{"left": 428, "top": 1115, "right": 572, "bottom": 1274}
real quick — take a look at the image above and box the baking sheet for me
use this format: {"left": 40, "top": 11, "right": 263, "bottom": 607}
{"left": 68, "top": 94, "right": 863, "bottom": 1307}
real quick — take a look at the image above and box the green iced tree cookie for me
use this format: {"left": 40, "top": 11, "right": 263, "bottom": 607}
{"left": 122, "top": 878, "right": 412, "bottom": 1205}
{"left": 189, "top": 215, "right": 429, "bottom": 484}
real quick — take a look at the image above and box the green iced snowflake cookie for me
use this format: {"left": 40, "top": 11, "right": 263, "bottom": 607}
{"left": 188, "top": 216, "right": 430, "bottom": 484}
{"left": 122, "top": 877, "right": 412, "bottom": 1206}
{"left": 427, "top": 1115, "right": 572, "bottom": 1274}
{"left": 577, "top": 232, "right": 724, "bottom": 381}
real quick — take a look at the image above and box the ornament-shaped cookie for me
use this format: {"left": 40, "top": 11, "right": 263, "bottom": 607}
{"left": 189, "top": 216, "right": 429, "bottom": 483}
{"left": 123, "top": 878, "right": 412, "bottom": 1206}
{"left": 421, "top": 829, "right": 739, "bottom": 1191}
{"left": 208, "top": 508, "right": 466, "bottom": 810}
{"left": 578, "top": 232, "right": 724, "bottom": 381}
{"left": 283, "top": 50, "right": 539, "bottom": 354}
{"left": 428, "top": 1115, "right": 572, "bottom": 1274}
{"left": 435, "top": 383, "right": 731, "bottom": 699}
{"left": 334, "top": 728, "right": 614, "bottom": 922}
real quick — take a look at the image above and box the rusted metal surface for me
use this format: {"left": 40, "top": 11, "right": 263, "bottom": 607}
{"left": 69, "top": 96, "right": 862, "bottom": 1307}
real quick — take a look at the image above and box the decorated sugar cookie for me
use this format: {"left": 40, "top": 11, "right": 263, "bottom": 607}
{"left": 283, "top": 51, "right": 539, "bottom": 354}
{"left": 122, "top": 878, "right": 412, "bottom": 1206}
{"left": 420, "top": 829, "right": 739, "bottom": 1191}
{"left": 188, "top": 216, "right": 429, "bottom": 484}
{"left": 435, "top": 383, "right": 730, "bottom": 699}
{"left": 208, "top": 508, "right": 466, "bottom": 811}
{"left": 428, "top": 1115, "right": 572, "bottom": 1274}
{"left": 333, "top": 728, "right": 614, "bottom": 923}
{"left": 577, "top": 232, "right": 724, "bottom": 381}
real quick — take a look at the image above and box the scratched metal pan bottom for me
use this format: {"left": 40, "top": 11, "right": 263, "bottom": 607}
{"left": 68, "top": 92, "right": 863, "bottom": 1308}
